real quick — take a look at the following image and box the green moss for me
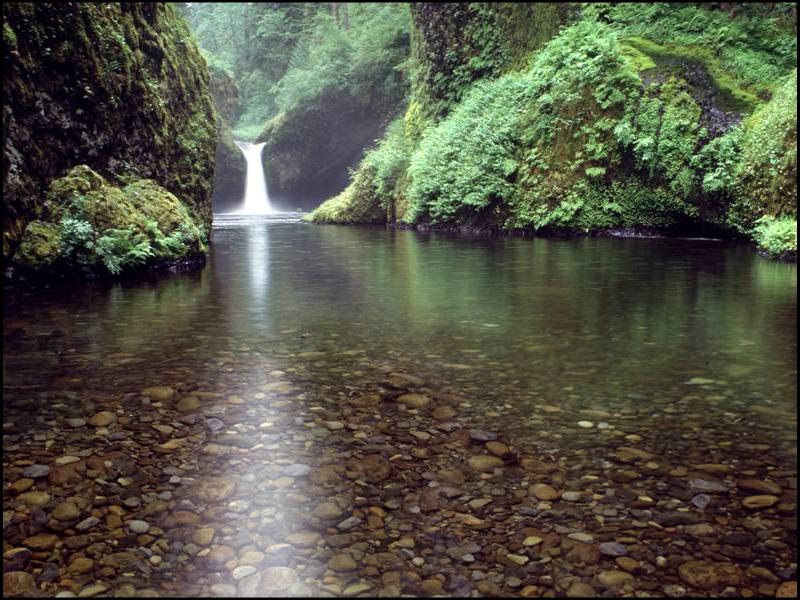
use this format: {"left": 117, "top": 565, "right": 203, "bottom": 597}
{"left": 15, "top": 166, "right": 207, "bottom": 275}
{"left": 3, "top": 20, "right": 17, "bottom": 48}
{"left": 3, "top": 2, "right": 217, "bottom": 264}
{"left": 624, "top": 37, "right": 761, "bottom": 113}
{"left": 307, "top": 166, "right": 386, "bottom": 225}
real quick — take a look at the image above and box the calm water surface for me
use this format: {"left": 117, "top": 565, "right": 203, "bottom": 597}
{"left": 3, "top": 214, "right": 797, "bottom": 596}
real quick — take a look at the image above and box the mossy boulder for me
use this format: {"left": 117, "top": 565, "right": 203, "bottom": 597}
{"left": 3, "top": 3, "right": 216, "bottom": 266}
{"left": 306, "top": 164, "right": 386, "bottom": 225}
{"left": 16, "top": 166, "right": 207, "bottom": 275}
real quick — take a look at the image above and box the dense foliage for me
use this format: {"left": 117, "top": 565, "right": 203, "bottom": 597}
{"left": 310, "top": 3, "right": 797, "bottom": 258}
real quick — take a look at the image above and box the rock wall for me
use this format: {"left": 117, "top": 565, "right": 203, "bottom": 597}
{"left": 3, "top": 2, "right": 217, "bottom": 271}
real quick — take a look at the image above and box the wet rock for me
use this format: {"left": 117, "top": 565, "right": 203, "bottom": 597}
{"left": 678, "top": 560, "right": 743, "bottom": 590}
{"left": 598, "top": 542, "right": 628, "bottom": 557}
{"left": 260, "top": 567, "right": 299, "bottom": 594}
{"left": 3, "top": 571, "right": 37, "bottom": 596}
{"left": 128, "top": 519, "right": 150, "bottom": 534}
{"left": 467, "top": 429, "right": 497, "bottom": 442}
{"left": 191, "top": 528, "right": 215, "bottom": 546}
{"left": 742, "top": 495, "right": 780, "bottom": 509}
{"left": 190, "top": 477, "right": 237, "bottom": 503}
{"left": 22, "top": 465, "right": 50, "bottom": 479}
{"left": 65, "top": 418, "right": 86, "bottom": 428}
{"left": 776, "top": 582, "right": 797, "bottom": 598}
{"left": 282, "top": 464, "right": 311, "bottom": 477}
{"left": 313, "top": 501, "right": 344, "bottom": 520}
{"left": 736, "top": 479, "right": 782, "bottom": 495}
{"left": 88, "top": 411, "right": 116, "bottom": 427}
{"left": 432, "top": 406, "right": 457, "bottom": 421}
{"left": 67, "top": 557, "right": 94, "bottom": 574}
{"left": 17, "top": 491, "right": 50, "bottom": 507}
{"left": 346, "top": 455, "right": 392, "bottom": 482}
{"left": 691, "top": 494, "right": 712, "bottom": 509}
{"left": 286, "top": 531, "right": 320, "bottom": 548}
{"left": 397, "top": 393, "right": 430, "bottom": 409}
{"left": 75, "top": 516, "right": 100, "bottom": 531}
{"left": 468, "top": 455, "right": 503, "bottom": 472}
{"left": 141, "top": 386, "right": 175, "bottom": 401}
{"left": 656, "top": 512, "right": 703, "bottom": 526}
{"left": 205, "top": 545, "right": 235, "bottom": 571}
{"left": 23, "top": 533, "right": 59, "bottom": 550}
{"left": 566, "top": 582, "right": 596, "bottom": 597}
{"left": 598, "top": 570, "right": 634, "bottom": 588}
{"left": 176, "top": 396, "right": 200, "bottom": 412}
{"left": 52, "top": 501, "right": 81, "bottom": 521}
{"left": 328, "top": 554, "right": 357, "bottom": 572}
{"left": 9, "top": 479, "right": 34, "bottom": 494}
{"left": 232, "top": 565, "right": 257, "bottom": 580}
{"left": 529, "top": 483, "right": 559, "bottom": 501}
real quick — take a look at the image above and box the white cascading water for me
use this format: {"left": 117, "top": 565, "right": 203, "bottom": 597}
{"left": 235, "top": 140, "right": 273, "bottom": 214}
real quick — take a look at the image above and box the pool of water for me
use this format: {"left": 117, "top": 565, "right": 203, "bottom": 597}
{"left": 3, "top": 214, "right": 797, "bottom": 597}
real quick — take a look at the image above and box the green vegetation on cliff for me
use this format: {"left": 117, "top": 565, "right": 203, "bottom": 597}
{"left": 3, "top": 2, "right": 216, "bottom": 275}
{"left": 310, "top": 3, "right": 797, "bottom": 259}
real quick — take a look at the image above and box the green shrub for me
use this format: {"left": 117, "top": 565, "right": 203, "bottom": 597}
{"left": 753, "top": 215, "right": 797, "bottom": 257}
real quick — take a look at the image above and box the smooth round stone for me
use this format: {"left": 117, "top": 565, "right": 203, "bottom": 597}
{"left": 286, "top": 531, "right": 321, "bottom": 548}
{"left": 17, "top": 491, "right": 50, "bottom": 507}
{"left": 467, "top": 429, "right": 498, "bottom": 442}
{"left": 522, "top": 536, "right": 543, "bottom": 547}
{"left": 191, "top": 477, "right": 237, "bottom": 502}
{"left": 616, "top": 557, "right": 640, "bottom": 573}
{"left": 468, "top": 455, "right": 504, "bottom": 472}
{"left": 205, "top": 545, "right": 235, "bottom": 570}
{"left": 128, "top": 520, "right": 150, "bottom": 534}
{"left": 22, "top": 465, "right": 50, "bottom": 478}
{"left": 141, "top": 386, "right": 175, "bottom": 401}
{"left": 742, "top": 495, "right": 780, "bottom": 509}
{"left": 598, "top": 542, "right": 628, "bottom": 557}
{"left": 238, "top": 551, "right": 266, "bottom": 566}
{"left": 23, "top": 533, "right": 59, "bottom": 550}
{"left": 691, "top": 494, "right": 712, "bottom": 509}
{"left": 566, "top": 582, "right": 596, "bottom": 597}
{"left": 562, "top": 491, "right": 584, "bottom": 502}
{"left": 598, "top": 570, "right": 634, "bottom": 587}
{"left": 567, "top": 532, "right": 594, "bottom": 543}
{"left": 52, "top": 501, "right": 80, "bottom": 521}
{"left": 88, "top": 411, "right": 116, "bottom": 427}
{"left": 529, "top": 483, "right": 559, "bottom": 501}
{"left": 75, "top": 516, "right": 100, "bottom": 531}
{"left": 55, "top": 456, "right": 80, "bottom": 465}
{"left": 10, "top": 479, "right": 34, "bottom": 494}
{"left": 313, "top": 502, "right": 343, "bottom": 520}
{"left": 577, "top": 421, "right": 594, "bottom": 428}
{"left": 282, "top": 464, "right": 310, "bottom": 477}
{"left": 65, "top": 418, "right": 86, "bottom": 428}
{"left": 397, "top": 393, "right": 430, "bottom": 409}
{"left": 68, "top": 557, "right": 94, "bottom": 574}
{"left": 486, "top": 441, "right": 510, "bottom": 457}
{"left": 328, "top": 554, "right": 357, "bottom": 572}
{"left": 232, "top": 565, "right": 257, "bottom": 580}
{"left": 432, "top": 406, "right": 457, "bottom": 421}
{"left": 177, "top": 396, "right": 200, "bottom": 412}
{"left": 736, "top": 479, "right": 782, "bottom": 495}
{"left": 191, "top": 528, "right": 215, "bottom": 546}
{"left": 273, "top": 477, "right": 295, "bottom": 489}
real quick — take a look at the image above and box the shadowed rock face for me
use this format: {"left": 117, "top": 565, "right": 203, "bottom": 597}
{"left": 257, "top": 89, "right": 398, "bottom": 212}
{"left": 3, "top": 2, "right": 217, "bottom": 262}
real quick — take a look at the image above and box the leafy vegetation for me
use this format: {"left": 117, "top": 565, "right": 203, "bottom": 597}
{"left": 311, "top": 3, "right": 796, "bottom": 259}
{"left": 16, "top": 166, "right": 207, "bottom": 276}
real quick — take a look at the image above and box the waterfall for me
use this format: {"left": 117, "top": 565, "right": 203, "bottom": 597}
{"left": 234, "top": 140, "right": 272, "bottom": 214}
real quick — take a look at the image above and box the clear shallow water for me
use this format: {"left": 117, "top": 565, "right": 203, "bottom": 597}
{"left": 3, "top": 214, "right": 797, "bottom": 596}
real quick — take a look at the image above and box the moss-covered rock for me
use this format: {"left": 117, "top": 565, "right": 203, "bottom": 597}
{"left": 3, "top": 2, "right": 216, "bottom": 269}
{"left": 16, "top": 166, "right": 207, "bottom": 275}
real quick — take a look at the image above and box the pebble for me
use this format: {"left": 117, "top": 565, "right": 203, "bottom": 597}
{"left": 232, "top": 565, "right": 257, "bottom": 580}
{"left": 328, "top": 554, "right": 357, "bottom": 572}
{"left": 598, "top": 542, "right": 628, "bottom": 557}
{"left": 88, "top": 411, "right": 116, "bottom": 427}
{"left": 468, "top": 455, "right": 503, "bottom": 471}
{"left": 741, "top": 495, "right": 780, "bottom": 509}
{"left": 529, "top": 483, "right": 559, "bottom": 500}
{"left": 397, "top": 393, "right": 430, "bottom": 408}
{"left": 577, "top": 421, "right": 594, "bottom": 428}
{"left": 128, "top": 519, "right": 150, "bottom": 533}
{"left": 22, "top": 464, "right": 50, "bottom": 478}
{"left": 52, "top": 501, "right": 80, "bottom": 521}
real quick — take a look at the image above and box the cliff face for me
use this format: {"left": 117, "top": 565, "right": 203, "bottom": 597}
{"left": 3, "top": 2, "right": 217, "bottom": 273}
{"left": 310, "top": 3, "right": 797, "bottom": 259}
{"left": 207, "top": 62, "right": 245, "bottom": 212}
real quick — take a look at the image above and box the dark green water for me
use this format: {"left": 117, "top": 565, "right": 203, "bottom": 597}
{"left": 5, "top": 214, "right": 797, "bottom": 424}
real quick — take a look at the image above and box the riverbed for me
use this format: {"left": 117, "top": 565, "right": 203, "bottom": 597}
{"left": 3, "top": 214, "right": 797, "bottom": 597}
